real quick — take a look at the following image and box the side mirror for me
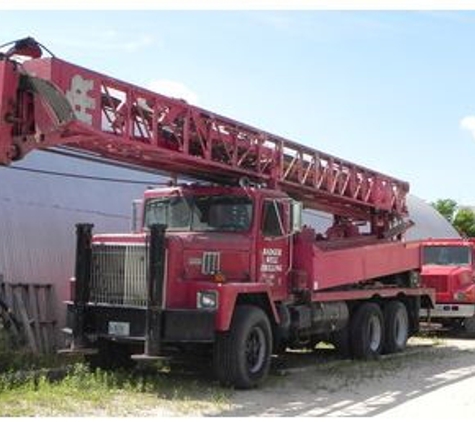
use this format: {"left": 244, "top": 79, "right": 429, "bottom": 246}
{"left": 291, "top": 200, "right": 303, "bottom": 233}
{"left": 131, "top": 199, "right": 143, "bottom": 233}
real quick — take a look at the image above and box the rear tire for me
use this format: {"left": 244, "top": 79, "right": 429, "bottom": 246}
{"left": 213, "top": 305, "right": 272, "bottom": 389}
{"left": 350, "top": 303, "right": 384, "bottom": 359}
{"left": 330, "top": 326, "right": 352, "bottom": 358}
{"left": 383, "top": 301, "right": 409, "bottom": 354}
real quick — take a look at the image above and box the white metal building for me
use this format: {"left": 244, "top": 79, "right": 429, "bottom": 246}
{"left": 0, "top": 150, "right": 459, "bottom": 322}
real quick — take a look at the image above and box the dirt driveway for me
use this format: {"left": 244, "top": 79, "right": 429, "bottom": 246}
{"left": 212, "top": 334, "right": 475, "bottom": 417}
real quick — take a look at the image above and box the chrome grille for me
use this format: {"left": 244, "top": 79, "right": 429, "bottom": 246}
{"left": 90, "top": 244, "right": 147, "bottom": 307}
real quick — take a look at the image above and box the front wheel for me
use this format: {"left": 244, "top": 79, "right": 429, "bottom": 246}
{"left": 214, "top": 305, "right": 272, "bottom": 389}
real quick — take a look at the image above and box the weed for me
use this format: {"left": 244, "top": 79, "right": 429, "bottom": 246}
{"left": 0, "top": 362, "right": 231, "bottom": 416}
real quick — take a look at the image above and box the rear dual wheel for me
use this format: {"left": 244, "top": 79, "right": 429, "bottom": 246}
{"left": 383, "top": 301, "right": 409, "bottom": 354}
{"left": 349, "top": 300, "right": 409, "bottom": 359}
{"left": 351, "top": 303, "right": 384, "bottom": 359}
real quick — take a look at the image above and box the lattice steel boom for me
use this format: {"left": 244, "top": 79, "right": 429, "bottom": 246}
{"left": 0, "top": 39, "right": 409, "bottom": 221}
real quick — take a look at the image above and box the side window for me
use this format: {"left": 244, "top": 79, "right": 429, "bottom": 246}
{"left": 262, "top": 200, "right": 283, "bottom": 237}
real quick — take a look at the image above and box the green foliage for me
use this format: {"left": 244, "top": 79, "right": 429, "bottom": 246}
{"left": 431, "top": 198, "right": 458, "bottom": 223}
{"left": 0, "top": 363, "right": 230, "bottom": 416}
{"left": 0, "top": 331, "right": 63, "bottom": 373}
{"left": 431, "top": 198, "right": 475, "bottom": 237}
{"left": 453, "top": 208, "right": 475, "bottom": 237}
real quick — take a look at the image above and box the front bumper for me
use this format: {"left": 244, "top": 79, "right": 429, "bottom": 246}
{"left": 65, "top": 302, "right": 216, "bottom": 343}
{"left": 420, "top": 303, "right": 475, "bottom": 319}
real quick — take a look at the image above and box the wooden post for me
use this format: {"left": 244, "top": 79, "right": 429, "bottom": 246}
{"left": 28, "top": 285, "right": 44, "bottom": 353}
{"left": 13, "top": 288, "right": 38, "bottom": 354}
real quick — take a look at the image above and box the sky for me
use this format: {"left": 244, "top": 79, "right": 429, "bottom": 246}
{"left": 1, "top": 9, "right": 475, "bottom": 205}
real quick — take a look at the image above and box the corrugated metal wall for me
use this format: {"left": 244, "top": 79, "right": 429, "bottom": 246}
{"left": 0, "top": 151, "right": 158, "bottom": 309}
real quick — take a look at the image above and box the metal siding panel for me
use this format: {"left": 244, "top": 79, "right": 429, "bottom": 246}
{"left": 0, "top": 150, "right": 158, "bottom": 325}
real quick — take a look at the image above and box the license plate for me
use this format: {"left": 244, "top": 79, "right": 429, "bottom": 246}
{"left": 108, "top": 321, "right": 130, "bottom": 337}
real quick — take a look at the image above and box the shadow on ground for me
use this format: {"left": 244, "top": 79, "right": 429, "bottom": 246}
{"left": 213, "top": 333, "right": 475, "bottom": 417}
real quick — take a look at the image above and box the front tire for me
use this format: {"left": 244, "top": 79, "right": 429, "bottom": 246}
{"left": 214, "top": 305, "right": 272, "bottom": 389}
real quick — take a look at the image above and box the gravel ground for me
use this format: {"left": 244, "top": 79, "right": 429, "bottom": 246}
{"left": 211, "top": 333, "right": 475, "bottom": 418}
{"left": 13, "top": 331, "right": 471, "bottom": 417}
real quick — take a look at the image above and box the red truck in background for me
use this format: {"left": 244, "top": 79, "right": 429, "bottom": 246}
{"left": 421, "top": 239, "right": 475, "bottom": 334}
{"left": 0, "top": 38, "right": 434, "bottom": 389}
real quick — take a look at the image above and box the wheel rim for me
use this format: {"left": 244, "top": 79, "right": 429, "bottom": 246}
{"left": 368, "top": 314, "right": 382, "bottom": 351}
{"left": 245, "top": 326, "right": 266, "bottom": 374}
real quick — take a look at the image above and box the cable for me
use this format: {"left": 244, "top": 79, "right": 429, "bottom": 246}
{"left": 8, "top": 165, "right": 168, "bottom": 186}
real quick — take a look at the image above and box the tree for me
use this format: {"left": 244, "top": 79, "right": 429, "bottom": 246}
{"left": 431, "top": 199, "right": 458, "bottom": 223}
{"left": 431, "top": 198, "right": 475, "bottom": 237}
{"left": 453, "top": 208, "right": 475, "bottom": 237}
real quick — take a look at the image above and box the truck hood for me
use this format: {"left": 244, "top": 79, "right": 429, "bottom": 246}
{"left": 93, "top": 231, "right": 251, "bottom": 251}
{"left": 421, "top": 265, "right": 469, "bottom": 277}
{"left": 174, "top": 231, "right": 251, "bottom": 251}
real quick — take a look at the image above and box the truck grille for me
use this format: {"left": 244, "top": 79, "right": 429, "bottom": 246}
{"left": 90, "top": 244, "right": 148, "bottom": 307}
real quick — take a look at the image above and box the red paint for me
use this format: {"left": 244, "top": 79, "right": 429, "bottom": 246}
{"left": 0, "top": 60, "right": 19, "bottom": 163}
{"left": 421, "top": 239, "right": 475, "bottom": 307}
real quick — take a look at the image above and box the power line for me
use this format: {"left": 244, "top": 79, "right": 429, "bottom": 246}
{"left": 8, "top": 165, "right": 167, "bottom": 186}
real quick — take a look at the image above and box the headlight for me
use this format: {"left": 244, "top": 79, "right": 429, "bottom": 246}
{"left": 197, "top": 291, "right": 218, "bottom": 309}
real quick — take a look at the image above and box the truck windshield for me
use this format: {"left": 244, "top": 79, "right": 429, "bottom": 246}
{"left": 144, "top": 195, "right": 253, "bottom": 232}
{"left": 423, "top": 246, "right": 471, "bottom": 266}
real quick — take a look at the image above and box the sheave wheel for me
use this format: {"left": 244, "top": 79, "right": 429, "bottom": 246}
{"left": 383, "top": 300, "right": 409, "bottom": 354}
{"left": 350, "top": 302, "right": 384, "bottom": 359}
{"left": 214, "top": 305, "right": 272, "bottom": 389}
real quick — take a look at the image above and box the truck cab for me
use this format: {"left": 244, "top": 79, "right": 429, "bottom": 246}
{"left": 420, "top": 239, "right": 475, "bottom": 332}
{"left": 66, "top": 183, "right": 303, "bottom": 385}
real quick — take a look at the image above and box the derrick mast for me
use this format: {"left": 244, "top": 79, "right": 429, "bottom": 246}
{"left": 0, "top": 38, "right": 409, "bottom": 238}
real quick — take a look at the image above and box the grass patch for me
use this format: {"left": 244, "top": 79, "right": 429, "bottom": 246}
{"left": 0, "top": 363, "right": 231, "bottom": 416}
{"left": 0, "top": 329, "right": 231, "bottom": 416}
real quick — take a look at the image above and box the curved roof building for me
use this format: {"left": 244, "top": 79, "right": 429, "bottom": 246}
{"left": 0, "top": 151, "right": 459, "bottom": 318}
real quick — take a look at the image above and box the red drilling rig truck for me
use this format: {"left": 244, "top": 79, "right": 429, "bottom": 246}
{"left": 0, "top": 38, "right": 434, "bottom": 388}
